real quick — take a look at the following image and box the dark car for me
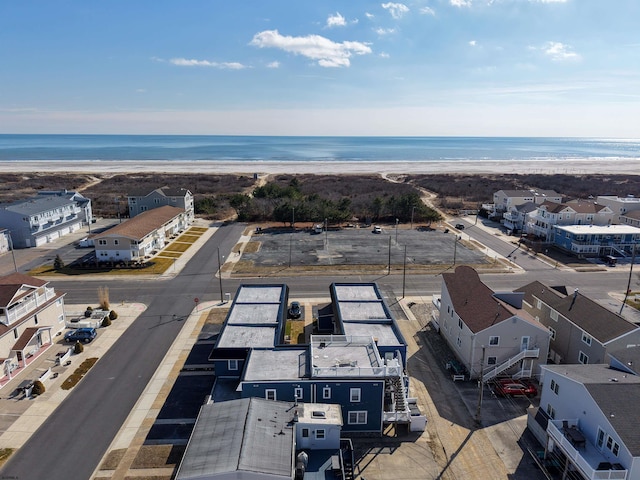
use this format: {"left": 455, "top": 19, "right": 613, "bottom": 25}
{"left": 64, "top": 327, "right": 97, "bottom": 343}
{"left": 494, "top": 378, "right": 537, "bottom": 397}
{"left": 455, "top": 223, "right": 465, "bottom": 230}
{"left": 288, "top": 301, "right": 302, "bottom": 319}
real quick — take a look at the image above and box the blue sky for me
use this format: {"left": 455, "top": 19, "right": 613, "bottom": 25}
{"left": 1, "top": 0, "right": 639, "bottom": 136}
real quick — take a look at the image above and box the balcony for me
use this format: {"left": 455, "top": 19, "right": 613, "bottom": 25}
{"left": 3, "top": 288, "right": 56, "bottom": 325}
{"left": 547, "top": 420, "right": 627, "bottom": 480}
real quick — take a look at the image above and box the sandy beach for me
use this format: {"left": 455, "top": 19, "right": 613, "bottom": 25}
{"left": 1, "top": 159, "right": 639, "bottom": 175}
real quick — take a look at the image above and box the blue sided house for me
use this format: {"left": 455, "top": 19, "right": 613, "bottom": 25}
{"left": 209, "top": 283, "right": 426, "bottom": 435}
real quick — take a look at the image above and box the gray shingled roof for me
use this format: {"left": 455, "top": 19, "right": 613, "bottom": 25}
{"left": 176, "top": 397, "right": 294, "bottom": 479}
{"left": 498, "top": 189, "right": 561, "bottom": 197}
{"left": 0, "top": 273, "right": 47, "bottom": 306}
{"left": 608, "top": 345, "right": 640, "bottom": 375}
{"left": 1, "top": 195, "right": 75, "bottom": 215}
{"left": 516, "top": 282, "right": 639, "bottom": 343}
{"left": 541, "top": 200, "right": 609, "bottom": 214}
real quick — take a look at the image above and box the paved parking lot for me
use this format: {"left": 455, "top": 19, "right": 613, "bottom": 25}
{"left": 246, "top": 227, "right": 489, "bottom": 267}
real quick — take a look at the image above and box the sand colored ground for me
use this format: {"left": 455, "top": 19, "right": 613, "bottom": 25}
{"left": 1, "top": 158, "right": 639, "bottom": 175}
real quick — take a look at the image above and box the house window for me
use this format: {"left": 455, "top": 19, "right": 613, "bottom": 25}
{"left": 550, "top": 379, "right": 559, "bottom": 394}
{"left": 578, "top": 351, "right": 589, "bottom": 364}
{"left": 265, "top": 389, "right": 276, "bottom": 401}
{"left": 447, "top": 306, "right": 450, "bottom": 314}
{"left": 323, "top": 387, "right": 331, "bottom": 399}
{"left": 549, "top": 327, "right": 556, "bottom": 340}
{"left": 228, "top": 359, "right": 238, "bottom": 371}
{"left": 536, "top": 299, "right": 542, "bottom": 310}
{"left": 489, "top": 336, "right": 499, "bottom": 346}
{"left": 456, "top": 336, "right": 462, "bottom": 347}
{"left": 98, "top": 239, "right": 107, "bottom": 246}
{"left": 348, "top": 411, "right": 368, "bottom": 424}
{"left": 606, "top": 436, "right": 620, "bottom": 456}
{"left": 350, "top": 388, "right": 361, "bottom": 403}
{"left": 294, "top": 387, "right": 303, "bottom": 401}
{"left": 14, "top": 328, "right": 19, "bottom": 339}
{"left": 546, "top": 404, "right": 555, "bottom": 419}
{"left": 581, "top": 332, "right": 592, "bottom": 346}
{"left": 550, "top": 310, "right": 558, "bottom": 321}
{"left": 302, "top": 428, "right": 309, "bottom": 438}
{"left": 487, "top": 356, "right": 497, "bottom": 365}
{"left": 114, "top": 239, "right": 119, "bottom": 245}
{"left": 458, "top": 318, "right": 463, "bottom": 329}
{"left": 57, "top": 299, "right": 63, "bottom": 307}
{"left": 154, "top": 198, "right": 161, "bottom": 204}
{"left": 58, "top": 314, "right": 64, "bottom": 323}
{"left": 597, "top": 428, "right": 605, "bottom": 449}
{"left": 315, "top": 429, "right": 325, "bottom": 440}
{"left": 34, "top": 315, "right": 38, "bottom": 325}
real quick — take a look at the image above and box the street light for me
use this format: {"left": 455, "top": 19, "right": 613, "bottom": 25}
{"left": 410, "top": 206, "right": 416, "bottom": 230}
{"left": 395, "top": 218, "right": 399, "bottom": 243}
{"left": 216, "top": 247, "right": 224, "bottom": 302}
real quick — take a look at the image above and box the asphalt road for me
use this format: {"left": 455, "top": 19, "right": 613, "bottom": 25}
{"left": 1, "top": 221, "right": 638, "bottom": 480}
{"left": 0, "top": 223, "right": 245, "bottom": 480}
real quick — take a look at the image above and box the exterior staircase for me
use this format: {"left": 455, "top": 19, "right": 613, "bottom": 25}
{"left": 482, "top": 348, "right": 539, "bottom": 383}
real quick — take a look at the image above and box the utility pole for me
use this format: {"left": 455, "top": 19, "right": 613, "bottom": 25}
{"left": 324, "top": 218, "right": 328, "bottom": 249}
{"left": 387, "top": 236, "right": 392, "bottom": 275}
{"left": 217, "top": 247, "right": 224, "bottom": 302}
{"left": 453, "top": 236, "right": 459, "bottom": 265}
{"left": 395, "top": 218, "right": 399, "bottom": 244}
{"left": 410, "top": 206, "right": 416, "bottom": 230}
{"left": 475, "top": 345, "right": 486, "bottom": 425}
{"left": 402, "top": 245, "right": 407, "bottom": 298}
{"left": 289, "top": 233, "right": 292, "bottom": 268}
{"left": 621, "top": 243, "right": 637, "bottom": 314}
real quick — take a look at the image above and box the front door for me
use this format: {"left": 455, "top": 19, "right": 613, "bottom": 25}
{"left": 521, "top": 336, "right": 530, "bottom": 351}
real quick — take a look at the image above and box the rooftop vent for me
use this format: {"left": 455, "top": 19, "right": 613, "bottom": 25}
{"left": 312, "top": 411, "right": 326, "bottom": 418}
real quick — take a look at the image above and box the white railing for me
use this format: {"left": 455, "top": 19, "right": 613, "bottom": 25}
{"left": 482, "top": 349, "right": 539, "bottom": 382}
{"left": 548, "top": 421, "right": 627, "bottom": 480}
{"left": 383, "top": 411, "right": 411, "bottom": 423}
{"left": 312, "top": 364, "right": 402, "bottom": 378}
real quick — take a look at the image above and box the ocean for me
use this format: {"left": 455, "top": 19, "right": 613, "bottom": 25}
{"left": 0, "top": 134, "right": 638, "bottom": 163}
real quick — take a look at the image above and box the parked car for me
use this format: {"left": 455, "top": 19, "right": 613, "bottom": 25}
{"left": 372, "top": 226, "right": 382, "bottom": 234}
{"left": 494, "top": 378, "right": 537, "bottom": 397}
{"left": 455, "top": 223, "right": 465, "bottom": 230}
{"left": 288, "top": 301, "right": 302, "bottom": 319}
{"left": 64, "top": 327, "right": 97, "bottom": 343}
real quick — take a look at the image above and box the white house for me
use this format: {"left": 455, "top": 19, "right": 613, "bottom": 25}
{"left": 596, "top": 195, "right": 640, "bottom": 223}
{"left": 438, "top": 266, "right": 550, "bottom": 381}
{"left": 128, "top": 187, "right": 194, "bottom": 223}
{"left": 492, "top": 189, "right": 563, "bottom": 219}
{"left": 529, "top": 363, "right": 640, "bottom": 480}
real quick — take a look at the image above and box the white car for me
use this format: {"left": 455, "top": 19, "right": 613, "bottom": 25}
{"left": 372, "top": 226, "right": 382, "bottom": 234}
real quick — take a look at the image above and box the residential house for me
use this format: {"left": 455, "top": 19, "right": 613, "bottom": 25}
{"left": 619, "top": 210, "right": 640, "bottom": 228}
{"left": 492, "top": 189, "right": 563, "bottom": 219}
{"left": 209, "top": 283, "right": 423, "bottom": 434}
{"left": 502, "top": 202, "right": 538, "bottom": 235}
{"left": 596, "top": 195, "right": 640, "bottom": 223}
{"left": 525, "top": 200, "right": 614, "bottom": 243}
{"left": 0, "top": 229, "right": 9, "bottom": 255}
{"left": 516, "top": 281, "right": 640, "bottom": 365}
{"left": 127, "top": 187, "right": 194, "bottom": 223}
{"left": 438, "top": 266, "right": 550, "bottom": 381}
{"left": 529, "top": 364, "right": 640, "bottom": 480}
{"left": 0, "top": 273, "right": 66, "bottom": 381}
{"left": 0, "top": 192, "right": 91, "bottom": 248}
{"left": 36, "top": 190, "right": 92, "bottom": 226}
{"left": 607, "top": 345, "right": 640, "bottom": 376}
{"left": 176, "top": 397, "right": 345, "bottom": 480}
{"left": 553, "top": 224, "right": 640, "bottom": 258}
{"left": 92, "top": 205, "right": 188, "bottom": 262}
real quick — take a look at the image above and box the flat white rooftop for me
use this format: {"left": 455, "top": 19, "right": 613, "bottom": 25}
{"left": 235, "top": 285, "right": 284, "bottom": 304}
{"left": 556, "top": 224, "right": 640, "bottom": 235}
{"left": 217, "top": 325, "right": 277, "bottom": 349}
{"left": 227, "top": 303, "right": 281, "bottom": 325}
{"left": 243, "top": 349, "right": 307, "bottom": 381}
{"left": 342, "top": 323, "right": 402, "bottom": 346}
{"left": 338, "top": 301, "right": 389, "bottom": 321}
{"left": 334, "top": 284, "right": 379, "bottom": 301}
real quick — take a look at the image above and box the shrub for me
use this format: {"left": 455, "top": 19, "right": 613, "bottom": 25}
{"left": 31, "top": 380, "right": 45, "bottom": 396}
{"left": 84, "top": 306, "right": 93, "bottom": 318}
{"left": 101, "top": 316, "right": 111, "bottom": 327}
{"left": 74, "top": 341, "right": 84, "bottom": 354}
{"left": 109, "top": 310, "right": 118, "bottom": 320}
{"left": 53, "top": 255, "right": 64, "bottom": 270}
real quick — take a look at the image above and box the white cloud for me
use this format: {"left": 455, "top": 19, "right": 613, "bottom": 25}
{"left": 326, "top": 12, "right": 346, "bottom": 28}
{"left": 169, "top": 58, "right": 247, "bottom": 69}
{"left": 380, "top": 52, "right": 390, "bottom": 58}
{"left": 136, "top": 88, "right": 146, "bottom": 93}
{"left": 420, "top": 6, "right": 436, "bottom": 15}
{"left": 365, "top": 12, "right": 375, "bottom": 19}
{"left": 266, "top": 61, "right": 281, "bottom": 68}
{"left": 375, "top": 27, "right": 396, "bottom": 35}
{"left": 381, "top": 2, "right": 409, "bottom": 19}
{"left": 250, "top": 30, "right": 372, "bottom": 68}
{"left": 450, "top": 0, "right": 472, "bottom": 6}
{"left": 469, "top": 40, "right": 477, "bottom": 47}
{"left": 532, "top": 42, "right": 581, "bottom": 61}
